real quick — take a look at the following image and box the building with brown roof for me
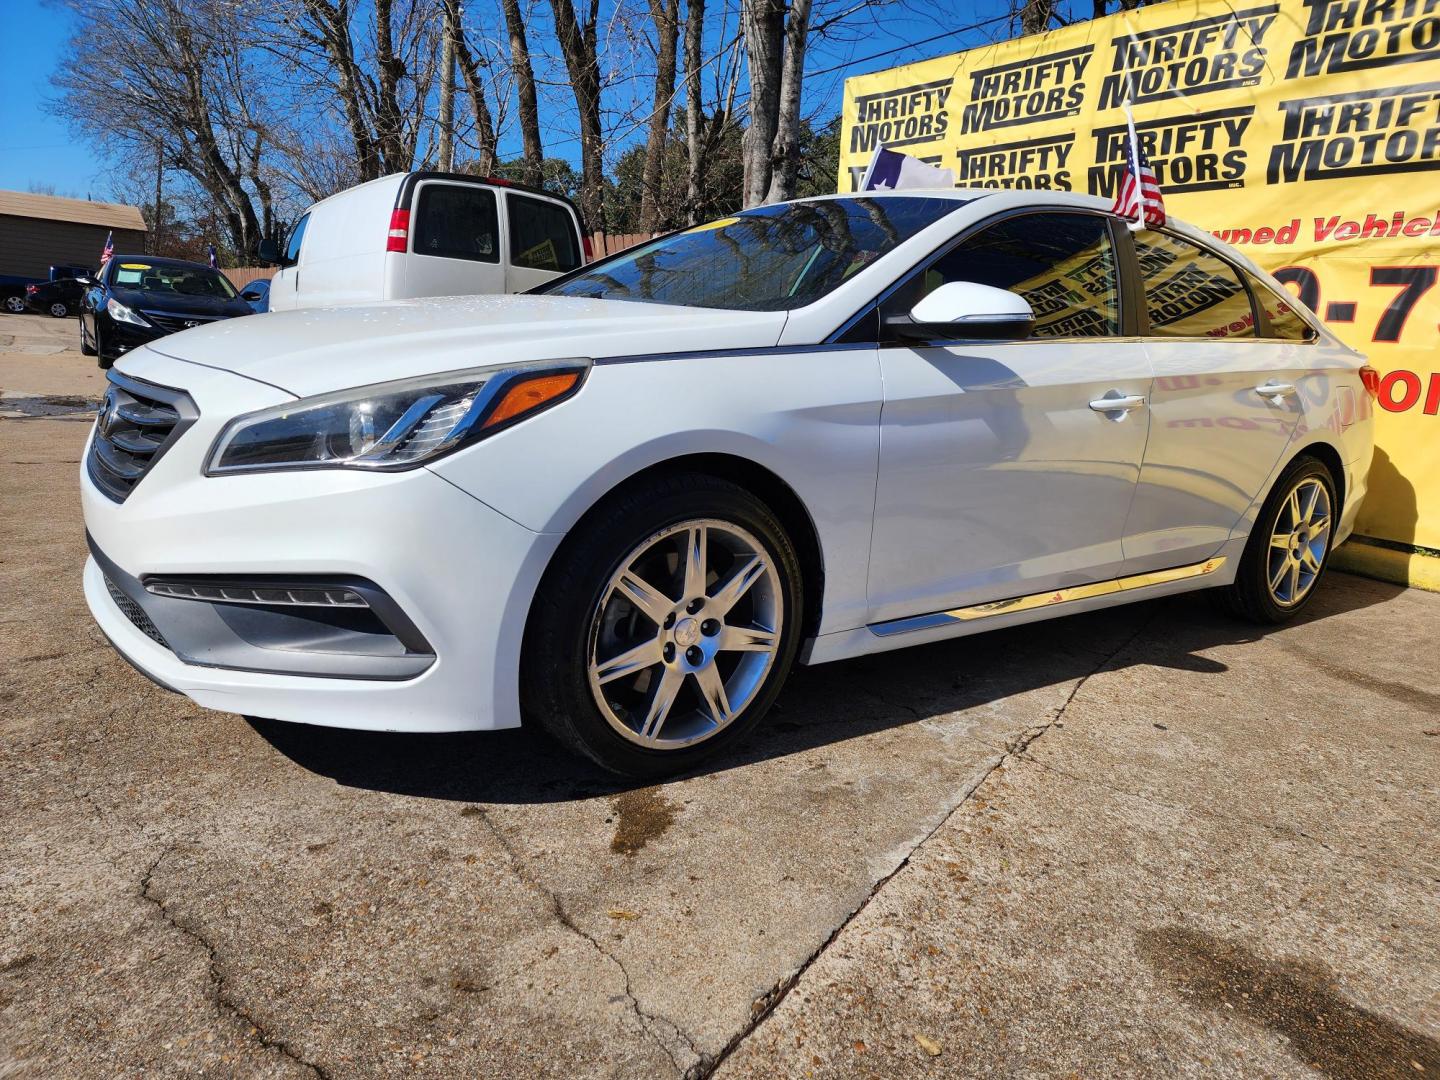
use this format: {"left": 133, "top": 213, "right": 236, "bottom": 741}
{"left": 0, "top": 190, "right": 148, "bottom": 279}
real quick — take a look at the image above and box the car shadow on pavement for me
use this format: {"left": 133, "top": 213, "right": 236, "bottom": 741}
{"left": 249, "top": 573, "right": 1405, "bottom": 805}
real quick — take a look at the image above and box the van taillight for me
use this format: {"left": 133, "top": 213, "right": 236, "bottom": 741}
{"left": 386, "top": 208, "right": 411, "bottom": 253}
{"left": 1359, "top": 365, "right": 1380, "bottom": 400}
{"left": 582, "top": 233, "right": 594, "bottom": 262}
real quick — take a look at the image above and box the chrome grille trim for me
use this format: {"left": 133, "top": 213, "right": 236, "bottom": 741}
{"left": 87, "top": 371, "right": 198, "bottom": 503}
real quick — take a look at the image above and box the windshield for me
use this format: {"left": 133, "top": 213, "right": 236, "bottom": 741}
{"left": 109, "top": 261, "right": 238, "bottom": 299}
{"left": 540, "top": 197, "right": 965, "bottom": 311}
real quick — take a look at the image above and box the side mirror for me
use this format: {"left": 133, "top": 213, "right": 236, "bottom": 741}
{"left": 887, "top": 281, "right": 1035, "bottom": 342}
{"left": 256, "top": 238, "right": 281, "bottom": 266}
{"left": 75, "top": 277, "right": 93, "bottom": 287}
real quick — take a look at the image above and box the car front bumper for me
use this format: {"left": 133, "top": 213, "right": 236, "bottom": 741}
{"left": 81, "top": 348, "right": 562, "bottom": 733}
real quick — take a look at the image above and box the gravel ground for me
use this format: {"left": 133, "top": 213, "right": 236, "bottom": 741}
{"left": 3, "top": 312, "right": 1437, "bottom": 1079}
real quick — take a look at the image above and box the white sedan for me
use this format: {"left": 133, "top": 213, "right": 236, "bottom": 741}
{"left": 82, "top": 190, "right": 1374, "bottom": 777}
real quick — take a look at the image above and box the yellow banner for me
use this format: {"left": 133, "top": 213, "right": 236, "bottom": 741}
{"left": 840, "top": 0, "right": 1440, "bottom": 552}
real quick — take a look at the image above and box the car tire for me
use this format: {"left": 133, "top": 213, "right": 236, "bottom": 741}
{"left": 3, "top": 295, "right": 25, "bottom": 314}
{"left": 1215, "top": 455, "right": 1337, "bottom": 624}
{"left": 523, "top": 472, "right": 804, "bottom": 778}
{"left": 80, "top": 323, "right": 96, "bottom": 356}
{"left": 49, "top": 301, "right": 69, "bottom": 318}
{"left": 95, "top": 328, "right": 113, "bottom": 370}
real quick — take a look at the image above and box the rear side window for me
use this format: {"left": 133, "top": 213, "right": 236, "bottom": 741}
{"left": 414, "top": 184, "right": 499, "bottom": 263}
{"left": 285, "top": 213, "right": 310, "bottom": 264}
{"left": 921, "top": 212, "right": 1121, "bottom": 338}
{"left": 1134, "top": 233, "right": 1255, "bottom": 339}
{"left": 508, "top": 195, "right": 580, "bottom": 272}
{"left": 1245, "top": 271, "right": 1315, "bottom": 340}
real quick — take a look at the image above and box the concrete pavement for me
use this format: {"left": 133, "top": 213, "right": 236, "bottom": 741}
{"left": 2, "top": 312, "right": 1437, "bottom": 1079}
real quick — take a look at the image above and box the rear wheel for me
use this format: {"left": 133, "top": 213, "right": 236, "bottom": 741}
{"left": 1215, "top": 455, "right": 1337, "bottom": 624}
{"left": 3, "top": 295, "right": 25, "bottom": 314}
{"left": 523, "top": 473, "right": 802, "bottom": 778}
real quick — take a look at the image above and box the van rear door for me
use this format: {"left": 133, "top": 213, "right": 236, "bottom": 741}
{"left": 502, "top": 191, "right": 584, "bottom": 292}
{"left": 394, "top": 179, "right": 506, "bottom": 300}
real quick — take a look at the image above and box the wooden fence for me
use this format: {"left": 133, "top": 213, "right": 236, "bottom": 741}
{"left": 220, "top": 231, "right": 655, "bottom": 290}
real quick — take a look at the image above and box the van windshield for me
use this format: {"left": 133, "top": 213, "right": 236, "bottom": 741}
{"left": 538, "top": 197, "right": 964, "bottom": 312}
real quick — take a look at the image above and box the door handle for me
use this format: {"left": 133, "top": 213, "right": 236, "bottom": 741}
{"left": 1254, "top": 381, "right": 1296, "bottom": 398}
{"left": 1089, "top": 394, "right": 1146, "bottom": 413}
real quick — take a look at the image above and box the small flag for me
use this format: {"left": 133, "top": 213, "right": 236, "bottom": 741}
{"left": 101, "top": 230, "right": 114, "bottom": 263}
{"left": 1110, "top": 106, "right": 1165, "bottom": 231}
{"left": 207, "top": 244, "right": 219, "bottom": 269}
{"left": 860, "top": 146, "right": 956, "bottom": 192}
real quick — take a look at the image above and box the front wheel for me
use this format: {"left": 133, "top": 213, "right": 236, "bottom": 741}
{"left": 80, "top": 321, "right": 96, "bottom": 356}
{"left": 1215, "top": 455, "right": 1337, "bottom": 624}
{"left": 49, "top": 301, "right": 69, "bottom": 318}
{"left": 523, "top": 473, "right": 803, "bottom": 778}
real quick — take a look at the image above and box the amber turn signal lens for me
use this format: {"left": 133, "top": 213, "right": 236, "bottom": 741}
{"left": 482, "top": 372, "right": 581, "bottom": 429}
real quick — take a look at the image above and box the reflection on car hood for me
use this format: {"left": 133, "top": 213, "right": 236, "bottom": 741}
{"left": 144, "top": 293, "right": 792, "bottom": 398}
{"left": 114, "top": 288, "right": 251, "bottom": 318}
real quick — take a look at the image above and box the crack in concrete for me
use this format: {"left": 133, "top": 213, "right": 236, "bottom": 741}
{"left": 689, "top": 609, "right": 1160, "bottom": 1079}
{"left": 467, "top": 805, "right": 698, "bottom": 1075}
{"left": 138, "top": 847, "right": 332, "bottom": 1079}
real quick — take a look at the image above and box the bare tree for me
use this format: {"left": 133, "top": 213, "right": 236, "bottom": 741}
{"left": 762, "top": 0, "right": 812, "bottom": 203}
{"left": 548, "top": 0, "right": 605, "bottom": 229}
{"left": 499, "top": 0, "right": 545, "bottom": 185}
{"left": 638, "top": 0, "right": 680, "bottom": 232}
{"left": 682, "top": 3, "right": 742, "bottom": 223}
{"left": 740, "top": 0, "right": 785, "bottom": 207}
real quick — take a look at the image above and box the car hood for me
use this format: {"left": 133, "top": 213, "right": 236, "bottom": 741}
{"left": 116, "top": 288, "right": 251, "bottom": 318}
{"left": 145, "top": 293, "right": 792, "bottom": 398}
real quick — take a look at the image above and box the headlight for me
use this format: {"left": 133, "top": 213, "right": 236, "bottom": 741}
{"left": 107, "top": 297, "right": 150, "bottom": 326}
{"left": 206, "top": 361, "right": 587, "bottom": 474}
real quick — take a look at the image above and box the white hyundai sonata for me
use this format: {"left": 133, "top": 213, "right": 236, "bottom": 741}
{"left": 82, "top": 190, "right": 1374, "bottom": 777}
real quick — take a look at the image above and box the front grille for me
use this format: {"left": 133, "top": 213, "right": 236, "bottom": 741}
{"left": 87, "top": 371, "right": 198, "bottom": 502}
{"left": 140, "top": 311, "right": 225, "bottom": 334}
{"left": 104, "top": 574, "right": 170, "bottom": 648}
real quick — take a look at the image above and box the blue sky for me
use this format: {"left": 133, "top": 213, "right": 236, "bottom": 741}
{"left": 0, "top": 0, "right": 1017, "bottom": 199}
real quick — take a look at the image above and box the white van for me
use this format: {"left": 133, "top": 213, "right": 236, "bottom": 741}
{"left": 261, "top": 172, "right": 588, "bottom": 311}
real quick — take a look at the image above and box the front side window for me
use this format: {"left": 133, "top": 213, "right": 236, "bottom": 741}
{"left": 285, "top": 213, "right": 310, "bottom": 265}
{"left": 414, "top": 184, "right": 499, "bottom": 263}
{"left": 1245, "top": 270, "right": 1314, "bottom": 340}
{"left": 919, "top": 212, "right": 1121, "bottom": 338}
{"left": 1134, "top": 233, "right": 1255, "bottom": 339}
{"left": 508, "top": 195, "right": 581, "bottom": 272}
{"left": 541, "top": 196, "right": 965, "bottom": 312}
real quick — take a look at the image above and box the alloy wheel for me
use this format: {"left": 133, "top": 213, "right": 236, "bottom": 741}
{"left": 4, "top": 296, "right": 24, "bottom": 314}
{"left": 1266, "top": 476, "right": 1331, "bottom": 607}
{"left": 50, "top": 302, "right": 68, "bottom": 318}
{"left": 587, "top": 519, "right": 782, "bottom": 750}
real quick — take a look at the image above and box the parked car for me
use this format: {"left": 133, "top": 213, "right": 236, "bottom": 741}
{"left": 4, "top": 263, "right": 91, "bottom": 315}
{"left": 78, "top": 255, "right": 252, "bottom": 368}
{"left": 26, "top": 275, "right": 87, "bottom": 317}
{"left": 239, "top": 278, "right": 270, "bottom": 312}
{"left": 81, "top": 190, "right": 1373, "bottom": 778}
{"left": 258, "top": 171, "right": 586, "bottom": 311}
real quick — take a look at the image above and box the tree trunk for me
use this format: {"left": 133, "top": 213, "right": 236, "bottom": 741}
{"left": 1020, "top": 0, "right": 1057, "bottom": 35}
{"left": 763, "top": 0, "right": 811, "bottom": 204}
{"left": 682, "top": 0, "right": 705, "bottom": 222}
{"left": 549, "top": 0, "right": 605, "bottom": 230}
{"left": 499, "top": 0, "right": 544, "bottom": 186}
{"left": 740, "top": 0, "right": 785, "bottom": 207}
{"left": 640, "top": 0, "right": 680, "bottom": 232}
{"left": 437, "top": 0, "right": 456, "bottom": 171}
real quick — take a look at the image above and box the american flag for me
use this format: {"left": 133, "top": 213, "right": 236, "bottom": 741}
{"left": 1110, "top": 109, "right": 1165, "bottom": 231}
{"left": 207, "top": 244, "right": 219, "bottom": 269}
{"left": 101, "top": 230, "right": 114, "bottom": 263}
